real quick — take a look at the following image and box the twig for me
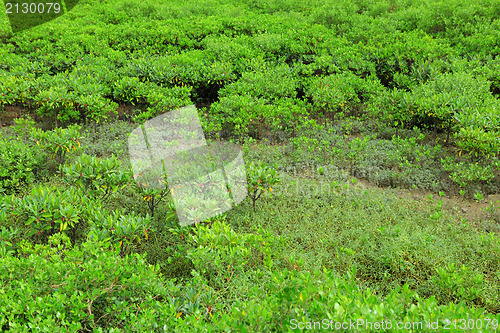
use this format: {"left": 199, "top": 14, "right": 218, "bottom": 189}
{"left": 50, "top": 282, "right": 68, "bottom": 288}
{"left": 95, "top": 312, "right": 110, "bottom": 325}
{"left": 87, "top": 299, "right": 94, "bottom": 317}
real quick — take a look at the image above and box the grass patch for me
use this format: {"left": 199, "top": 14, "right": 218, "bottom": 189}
{"left": 229, "top": 173, "right": 500, "bottom": 313}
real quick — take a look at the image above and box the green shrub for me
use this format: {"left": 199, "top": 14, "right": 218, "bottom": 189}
{"left": 225, "top": 268, "right": 500, "bottom": 332}
{"left": 34, "top": 85, "right": 81, "bottom": 125}
{"left": 136, "top": 185, "right": 173, "bottom": 218}
{"left": 209, "top": 94, "right": 269, "bottom": 138}
{"left": 6, "top": 185, "right": 90, "bottom": 239}
{"left": 305, "top": 72, "right": 382, "bottom": 122}
{"left": 31, "top": 124, "right": 83, "bottom": 167}
{"left": 0, "top": 238, "right": 177, "bottom": 331}
{"left": 184, "top": 220, "right": 279, "bottom": 302}
{"left": 10, "top": 115, "right": 36, "bottom": 142}
{"left": 61, "top": 153, "right": 131, "bottom": 202}
{"left": 218, "top": 64, "right": 299, "bottom": 102}
{"left": 454, "top": 124, "right": 500, "bottom": 160}
{"left": 442, "top": 157, "right": 499, "bottom": 188}
{"left": 210, "top": 95, "right": 309, "bottom": 139}
{"left": 0, "top": 134, "right": 46, "bottom": 194}
{"left": 246, "top": 161, "right": 281, "bottom": 211}
{"left": 0, "top": 226, "right": 19, "bottom": 257}
{"left": 87, "top": 209, "right": 153, "bottom": 257}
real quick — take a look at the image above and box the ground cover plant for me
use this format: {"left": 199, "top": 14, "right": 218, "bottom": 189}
{"left": 1, "top": 0, "right": 500, "bottom": 331}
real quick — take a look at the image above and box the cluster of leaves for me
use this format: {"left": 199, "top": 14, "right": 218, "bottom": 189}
{"left": 112, "top": 76, "right": 193, "bottom": 123}
{"left": 57, "top": 140, "right": 178, "bottom": 226}
{"left": 305, "top": 72, "right": 383, "bottom": 123}
{"left": 246, "top": 161, "right": 281, "bottom": 211}
{"left": 209, "top": 63, "right": 309, "bottom": 139}
{"left": 61, "top": 153, "right": 131, "bottom": 202}
{"left": 0, "top": 133, "right": 45, "bottom": 195}
{"left": 31, "top": 124, "right": 83, "bottom": 166}
{"left": 0, "top": 237, "right": 175, "bottom": 331}
{"left": 372, "top": 72, "right": 499, "bottom": 153}
{"left": 0, "top": 219, "right": 499, "bottom": 331}
{"left": 3, "top": 185, "right": 90, "bottom": 239}
{"left": 442, "top": 156, "right": 500, "bottom": 189}
{"left": 87, "top": 209, "right": 153, "bottom": 258}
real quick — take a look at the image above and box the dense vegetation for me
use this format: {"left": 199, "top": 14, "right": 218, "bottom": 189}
{"left": 1, "top": 0, "right": 499, "bottom": 331}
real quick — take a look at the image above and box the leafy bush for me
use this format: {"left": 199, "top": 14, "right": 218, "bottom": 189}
{"left": 454, "top": 124, "right": 500, "bottom": 160}
{"left": 246, "top": 161, "right": 281, "bottom": 211}
{"left": 87, "top": 209, "right": 153, "bottom": 257}
{"left": 210, "top": 95, "right": 309, "bottom": 139}
{"left": 10, "top": 115, "right": 36, "bottom": 142}
{"left": 61, "top": 153, "right": 131, "bottom": 202}
{"left": 226, "top": 268, "right": 500, "bottom": 332}
{"left": 0, "top": 238, "right": 175, "bottom": 331}
{"left": 0, "top": 226, "right": 19, "bottom": 257}
{"left": 305, "top": 72, "right": 382, "bottom": 122}
{"left": 442, "top": 157, "right": 499, "bottom": 188}
{"left": 0, "top": 134, "right": 45, "bottom": 194}
{"left": 31, "top": 124, "right": 83, "bottom": 167}
{"left": 184, "top": 220, "right": 279, "bottom": 303}
{"left": 5, "top": 185, "right": 90, "bottom": 239}
{"left": 218, "top": 64, "right": 299, "bottom": 102}
{"left": 136, "top": 186, "right": 173, "bottom": 218}
{"left": 373, "top": 71, "right": 500, "bottom": 159}
{"left": 112, "top": 77, "right": 192, "bottom": 122}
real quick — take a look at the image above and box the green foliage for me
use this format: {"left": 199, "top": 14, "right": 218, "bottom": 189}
{"left": 61, "top": 153, "right": 131, "bottom": 202}
{"left": 455, "top": 124, "right": 500, "bottom": 160}
{"left": 0, "top": 135, "right": 45, "bottom": 194}
{"left": 219, "top": 64, "right": 299, "bottom": 101}
{"left": 112, "top": 77, "right": 192, "bottom": 123}
{"left": 246, "top": 161, "right": 281, "bottom": 211}
{"left": 0, "top": 238, "right": 176, "bottom": 331}
{"left": 3, "top": 0, "right": 500, "bottom": 329}
{"left": 185, "top": 220, "right": 279, "bottom": 301}
{"left": 210, "top": 94, "right": 309, "bottom": 139}
{"left": 6, "top": 185, "right": 90, "bottom": 238}
{"left": 80, "top": 120, "right": 137, "bottom": 158}
{"left": 11, "top": 115, "right": 36, "bottom": 142}
{"left": 137, "top": 186, "right": 173, "bottom": 218}
{"left": 373, "top": 71, "right": 500, "bottom": 159}
{"left": 486, "top": 200, "right": 500, "bottom": 224}
{"left": 34, "top": 85, "right": 81, "bottom": 124}
{"left": 31, "top": 124, "right": 83, "bottom": 166}
{"left": 227, "top": 268, "right": 500, "bottom": 332}
{"left": 442, "top": 157, "right": 499, "bottom": 188}
{"left": 305, "top": 72, "right": 382, "bottom": 122}
{"left": 433, "top": 263, "right": 485, "bottom": 303}
{"left": 87, "top": 209, "right": 153, "bottom": 257}
{"left": 229, "top": 166, "right": 500, "bottom": 312}
{"left": 0, "top": 226, "right": 19, "bottom": 257}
